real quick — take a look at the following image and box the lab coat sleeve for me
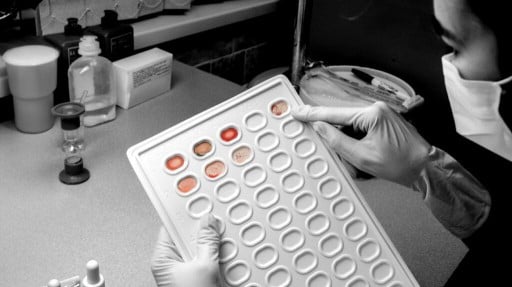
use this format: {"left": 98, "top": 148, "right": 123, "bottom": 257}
{"left": 411, "top": 146, "right": 491, "bottom": 239}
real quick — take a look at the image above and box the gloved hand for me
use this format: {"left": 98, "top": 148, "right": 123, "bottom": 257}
{"left": 151, "top": 214, "right": 222, "bottom": 287}
{"left": 292, "top": 102, "right": 432, "bottom": 186}
{"left": 292, "top": 102, "right": 491, "bottom": 238}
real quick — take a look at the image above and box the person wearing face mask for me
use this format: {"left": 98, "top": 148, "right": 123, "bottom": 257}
{"left": 294, "top": 0, "right": 510, "bottom": 285}
{"left": 149, "top": 0, "right": 509, "bottom": 286}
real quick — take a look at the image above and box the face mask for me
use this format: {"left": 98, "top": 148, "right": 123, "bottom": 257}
{"left": 442, "top": 53, "right": 512, "bottom": 161}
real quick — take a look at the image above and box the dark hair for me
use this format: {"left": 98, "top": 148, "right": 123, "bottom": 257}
{"left": 466, "top": 0, "right": 512, "bottom": 76}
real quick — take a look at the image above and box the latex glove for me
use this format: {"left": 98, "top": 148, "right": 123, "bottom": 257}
{"left": 292, "top": 102, "right": 491, "bottom": 238}
{"left": 292, "top": 102, "right": 431, "bottom": 186}
{"left": 151, "top": 214, "right": 221, "bottom": 287}
{"left": 413, "top": 146, "right": 490, "bottom": 238}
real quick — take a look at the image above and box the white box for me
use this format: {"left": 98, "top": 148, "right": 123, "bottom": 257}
{"left": 113, "top": 48, "right": 172, "bottom": 109}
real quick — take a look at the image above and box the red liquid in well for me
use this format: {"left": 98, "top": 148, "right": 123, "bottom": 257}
{"left": 194, "top": 141, "right": 212, "bottom": 156}
{"left": 271, "top": 101, "right": 288, "bottom": 116}
{"left": 166, "top": 155, "right": 184, "bottom": 171}
{"left": 205, "top": 160, "right": 225, "bottom": 178}
{"left": 178, "top": 176, "right": 197, "bottom": 193}
{"left": 221, "top": 127, "right": 238, "bottom": 142}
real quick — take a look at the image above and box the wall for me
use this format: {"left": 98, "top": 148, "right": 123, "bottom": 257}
{"left": 155, "top": 14, "right": 292, "bottom": 86}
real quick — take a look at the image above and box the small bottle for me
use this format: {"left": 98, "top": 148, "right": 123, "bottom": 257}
{"left": 68, "top": 36, "right": 116, "bottom": 127}
{"left": 87, "top": 10, "right": 134, "bottom": 61}
{"left": 81, "top": 260, "right": 105, "bottom": 287}
{"left": 45, "top": 18, "right": 85, "bottom": 104}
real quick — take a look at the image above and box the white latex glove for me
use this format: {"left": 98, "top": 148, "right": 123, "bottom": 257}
{"left": 151, "top": 214, "right": 221, "bottom": 287}
{"left": 292, "top": 102, "right": 431, "bottom": 186}
{"left": 292, "top": 102, "right": 491, "bottom": 238}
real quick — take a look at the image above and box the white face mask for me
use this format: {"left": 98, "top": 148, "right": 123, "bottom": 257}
{"left": 442, "top": 53, "right": 512, "bottom": 161}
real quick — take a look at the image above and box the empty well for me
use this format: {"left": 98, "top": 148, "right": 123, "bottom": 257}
{"left": 224, "top": 260, "right": 251, "bottom": 286}
{"left": 240, "top": 221, "right": 266, "bottom": 247}
{"left": 346, "top": 276, "right": 369, "bottom": 287}
{"left": 265, "top": 266, "right": 292, "bottom": 287}
{"left": 293, "top": 191, "right": 317, "bottom": 214}
{"left": 280, "top": 227, "right": 305, "bottom": 252}
{"left": 357, "top": 239, "right": 381, "bottom": 263}
{"left": 293, "top": 137, "right": 316, "bottom": 158}
{"left": 227, "top": 200, "right": 253, "bottom": 225}
{"left": 267, "top": 206, "right": 292, "bottom": 230}
{"left": 332, "top": 255, "right": 357, "bottom": 280}
{"left": 256, "top": 130, "right": 280, "bottom": 152}
{"left": 214, "top": 179, "right": 240, "bottom": 203}
{"left": 281, "top": 118, "right": 304, "bottom": 139}
{"left": 268, "top": 150, "right": 293, "bottom": 173}
{"left": 253, "top": 243, "right": 279, "bottom": 269}
{"left": 254, "top": 185, "right": 280, "bottom": 209}
{"left": 305, "top": 212, "right": 330, "bottom": 236}
{"left": 331, "top": 197, "right": 355, "bottom": 220}
{"left": 306, "top": 271, "right": 331, "bottom": 287}
{"left": 318, "top": 177, "right": 342, "bottom": 199}
{"left": 344, "top": 218, "right": 368, "bottom": 241}
{"left": 306, "top": 157, "right": 329, "bottom": 179}
{"left": 318, "top": 233, "right": 343, "bottom": 258}
{"left": 293, "top": 249, "right": 318, "bottom": 274}
{"left": 242, "top": 164, "right": 267, "bottom": 187}
{"left": 370, "top": 260, "right": 395, "bottom": 284}
{"left": 281, "top": 170, "right": 305, "bottom": 193}
{"left": 244, "top": 111, "right": 267, "bottom": 132}
{"left": 186, "top": 194, "right": 213, "bottom": 218}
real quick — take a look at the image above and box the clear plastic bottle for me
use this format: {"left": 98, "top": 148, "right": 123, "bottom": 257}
{"left": 68, "top": 35, "right": 116, "bottom": 127}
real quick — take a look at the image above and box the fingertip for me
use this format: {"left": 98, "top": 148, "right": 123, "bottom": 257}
{"left": 291, "top": 105, "right": 311, "bottom": 120}
{"left": 200, "top": 213, "right": 221, "bottom": 232}
{"left": 311, "top": 121, "right": 328, "bottom": 137}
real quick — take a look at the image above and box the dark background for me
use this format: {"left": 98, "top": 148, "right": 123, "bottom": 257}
{"left": 305, "top": 0, "right": 458, "bottom": 154}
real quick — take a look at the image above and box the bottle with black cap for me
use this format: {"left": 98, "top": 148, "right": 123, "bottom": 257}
{"left": 51, "top": 102, "right": 90, "bottom": 185}
{"left": 87, "top": 10, "right": 134, "bottom": 61}
{"left": 44, "top": 18, "right": 85, "bottom": 104}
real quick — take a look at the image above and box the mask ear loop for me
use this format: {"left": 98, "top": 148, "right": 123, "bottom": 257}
{"left": 499, "top": 81, "right": 512, "bottom": 127}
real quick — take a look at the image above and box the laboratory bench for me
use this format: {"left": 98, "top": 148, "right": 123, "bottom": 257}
{"left": 0, "top": 61, "right": 466, "bottom": 286}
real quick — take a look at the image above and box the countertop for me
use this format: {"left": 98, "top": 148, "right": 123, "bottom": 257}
{"left": 0, "top": 61, "right": 466, "bottom": 286}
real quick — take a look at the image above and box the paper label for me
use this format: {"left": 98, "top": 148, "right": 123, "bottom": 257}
{"left": 132, "top": 60, "right": 170, "bottom": 89}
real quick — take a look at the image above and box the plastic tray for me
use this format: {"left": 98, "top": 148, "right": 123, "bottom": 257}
{"left": 127, "top": 75, "right": 419, "bottom": 287}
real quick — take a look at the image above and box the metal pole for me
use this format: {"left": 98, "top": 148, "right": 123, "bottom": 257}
{"left": 291, "top": 0, "right": 309, "bottom": 89}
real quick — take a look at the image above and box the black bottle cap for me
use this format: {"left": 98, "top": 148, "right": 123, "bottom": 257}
{"left": 101, "top": 10, "right": 119, "bottom": 27}
{"left": 51, "top": 102, "right": 84, "bottom": 131}
{"left": 64, "top": 17, "right": 84, "bottom": 36}
{"left": 59, "top": 156, "right": 90, "bottom": 184}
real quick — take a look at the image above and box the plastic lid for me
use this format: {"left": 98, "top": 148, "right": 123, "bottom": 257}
{"left": 86, "top": 260, "right": 101, "bottom": 284}
{"left": 2, "top": 45, "right": 59, "bottom": 67}
{"left": 101, "top": 10, "right": 119, "bottom": 27}
{"left": 64, "top": 18, "right": 83, "bottom": 36}
{"left": 78, "top": 36, "right": 101, "bottom": 56}
{"left": 51, "top": 102, "right": 85, "bottom": 130}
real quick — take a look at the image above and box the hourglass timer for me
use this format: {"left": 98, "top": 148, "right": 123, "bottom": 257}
{"left": 51, "top": 102, "right": 90, "bottom": 184}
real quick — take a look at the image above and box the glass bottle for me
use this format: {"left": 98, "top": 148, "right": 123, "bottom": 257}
{"left": 68, "top": 35, "right": 116, "bottom": 127}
